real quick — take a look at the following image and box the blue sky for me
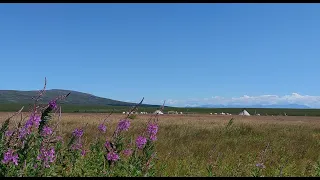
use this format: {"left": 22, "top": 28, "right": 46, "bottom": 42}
{"left": 1, "top": 3, "right": 320, "bottom": 107}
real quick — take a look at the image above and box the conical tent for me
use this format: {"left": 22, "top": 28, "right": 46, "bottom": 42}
{"left": 153, "top": 110, "right": 164, "bottom": 115}
{"left": 239, "top": 109, "right": 250, "bottom": 116}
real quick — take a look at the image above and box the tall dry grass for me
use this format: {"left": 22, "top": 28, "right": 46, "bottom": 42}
{"left": 1, "top": 112, "right": 320, "bottom": 177}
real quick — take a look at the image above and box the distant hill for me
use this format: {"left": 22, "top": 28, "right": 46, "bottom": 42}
{"left": 198, "top": 104, "right": 311, "bottom": 109}
{"left": 0, "top": 89, "right": 158, "bottom": 107}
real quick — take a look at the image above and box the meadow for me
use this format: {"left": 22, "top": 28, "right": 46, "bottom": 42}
{"left": 2, "top": 111, "right": 320, "bottom": 177}
{"left": 2, "top": 103, "right": 320, "bottom": 116}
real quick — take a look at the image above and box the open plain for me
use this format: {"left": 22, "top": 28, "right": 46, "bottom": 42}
{"left": 1, "top": 112, "right": 320, "bottom": 176}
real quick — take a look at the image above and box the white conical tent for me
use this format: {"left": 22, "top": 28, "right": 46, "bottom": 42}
{"left": 239, "top": 109, "right": 250, "bottom": 116}
{"left": 153, "top": 110, "right": 164, "bottom": 115}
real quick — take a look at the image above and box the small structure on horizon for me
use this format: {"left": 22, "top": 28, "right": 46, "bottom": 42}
{"left": 168, "top": 111, "right": 178, "bottom": 114}
{"left": 153, "top": 110, "right": 164, "bottom": 115}
{"left": 239, "top": 109, "right": 251, "bottom": 116}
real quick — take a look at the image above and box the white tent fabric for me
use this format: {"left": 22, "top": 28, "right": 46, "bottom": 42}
{"left": 153, "top": 110, "right": 164, "bottom": 115}
{"left": 239, "top": 109, "right": 250, "bottom": 116}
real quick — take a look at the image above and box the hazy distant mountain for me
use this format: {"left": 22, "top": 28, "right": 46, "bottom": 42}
{"left": 0, "top": 89, "right": 158, "bottom": 107}
{"left": 0, "top": 89, "right": 311, "bottom": 109}
{"left": 198, "top": 104, "right": 311, "bottom": 109}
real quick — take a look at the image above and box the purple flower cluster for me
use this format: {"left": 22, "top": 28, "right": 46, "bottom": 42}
{"left": 136, "top": 136, "right": 147, "bottom": 149}
{"left": 2, "top": 149, "right": 19, "bottom": 166}
{"left": 42, "top": 126, "right": 53, "bottom": 136}
{"left": 147, "top": 123, "right": 159, "bottom": 141}
{"left": 18, "top": 127, "right": 30, "bottom": 139}
{"left": 18, "top": 114, "right": 42, "bottom": 139}
{"left": 98, "top": 124, "right": 107, "bottom": 133}
{"left": 150, "top": 134, "right": 157, "bottom": 141}
{"left": 71, "top": 128, "right": 85, "bottom": 153}
{"left": 5, "top": 130, "right": 13, "bottom": 137}
{"left": 117, "top": 119, "right": 130, "bottom": 132}
{"left": 72, "top": 128, "right": 84, "bottom": 138}
{"left": 37, "top": 147, "right": 56, "bottom": 168}
{"left": 25, "top": 114, "right": 41, "bottom": 129}
{"left": 32, "top": 115, "right": 41, "bottom": 128}
{"left": 147, "top": 123, "right": 158, "bottom": 135}
{"left": 25, "top": 119, "right": 33, "bottom": 129}
{"left": 107, "top": 151, "right": 120, "bottom": 162}
{"left": 48, "top": 100, "right": 57, "bottom": 109}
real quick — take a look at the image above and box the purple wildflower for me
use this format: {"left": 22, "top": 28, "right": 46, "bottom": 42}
{"left": 32, "top": 115, "right": 41, "bottom": 128}
{"left": 48, "top": 100, "right": 57, "bottom": 109}
{"left": 150, "top": 134, "right": 157, "bottom": 141}
{"left": 2, "top": 149, "right": 19, "bottom": 166}
{"left": 5, "top": 130, "right": 13, "bottom": 137}
{"left": 71, "top": 128, "right": 84, "bottom": 152}
{"left": 42, "top": 126, "right": 53, "bottom": 136}
{"left": 72, "top": 128, "right": 84, "bottom": 138}
{"left": 98, "top": 124, "right": 107, "bottom": 133}
{"left": 18, "top": 127, "right": 29, "bottom": 139}
{"left": 256, "top": 163, "right": 266, "bottom": 169}
{"left": 48, "top": 148, "right": 55, "bottom": 162}
{"left": 25, "top": 114, "right": 41, "bottom": 129}
{"left": 136, "top": 136, "right": 147, "bottom": 149}
{"left": 117, "top": 119, "right": 131, "bottom": 132}
{"left": 105, "top": 140, "right": 112, "bottom": 149}
{"left": 123, "top": 149, "right": 133, "bottom": 156}
{"left": 107, "top": 152, "right": 120, "bottom": 162}
{"left": 24, "top": 119, "right": 33, "bottom": 129}
{"left": 81, "top": 149, "right": 87, "bottom": 156}
{"left": 147, "top": 123, "right": 158, "bottom": 135}
{"left": 37, "top": 147, "right": 56, "bottom": 168}
{"left": 147, "top": 123, "right": 158, "bottom": 141}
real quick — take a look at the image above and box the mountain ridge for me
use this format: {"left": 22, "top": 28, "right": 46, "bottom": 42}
{"left": 0, "top": 89, "right": 158, "bottom": 107}
{"left": 0, "top": 89, "right": 312, "bottom": 109}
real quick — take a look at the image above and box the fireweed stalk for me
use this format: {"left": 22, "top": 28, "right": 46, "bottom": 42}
{"left": 97, "top": 110, "right": 114, "bottom": 135}
{"left": 129, "top": 104, "right": 163, "bottom": 176}
{"left": 69, "top": 127, "right": 85, "bottom": 154}
{"left": 2, "top": 149, "right": 19, "bottom": 166}
{"left": 0, "top": 80, "right": 71, "bottom": 177}
{"left": 0, "top": 79, "right": 163, "bottom": 177}
{"left": 35, "top": 99, "right": 68, "bottom": 170}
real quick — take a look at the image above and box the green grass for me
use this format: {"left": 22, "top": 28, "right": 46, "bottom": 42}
{"left": 1, "top": 103, "right": 320, "bottom": 116}
{"left": 152, "top": 120, "right": 320, "bottom": 176}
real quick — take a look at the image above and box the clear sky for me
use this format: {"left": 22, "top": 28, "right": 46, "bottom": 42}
{"left": 1, "top": 3, "right": 320, "bottom": 107}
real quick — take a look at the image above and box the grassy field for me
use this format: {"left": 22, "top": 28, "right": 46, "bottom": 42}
{"left": 1, "top": 103, "right": 320, "bottom": 116}
{"left": 1, "top": 111, "right": 320, "bottom": 176}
